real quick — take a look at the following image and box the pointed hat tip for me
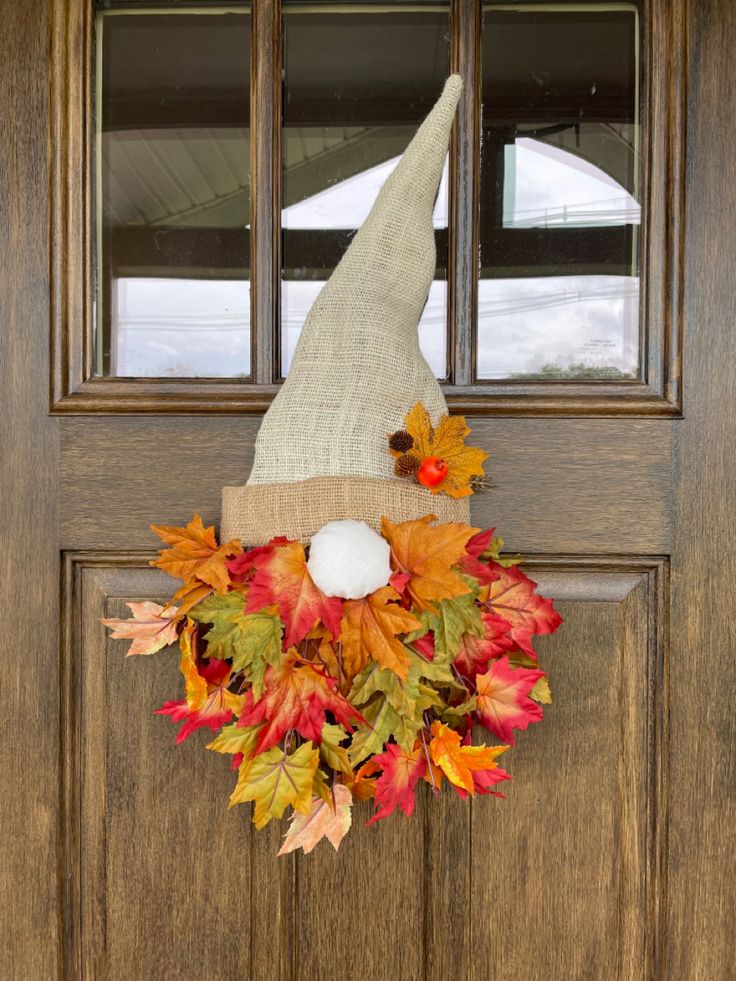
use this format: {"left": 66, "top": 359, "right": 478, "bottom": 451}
{"left": 444, "top": 74, "right": 463, "bottom": 99}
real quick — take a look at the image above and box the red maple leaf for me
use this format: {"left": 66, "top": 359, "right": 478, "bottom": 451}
{"left": 245, "top": 540, "right": 343, "bottom": 647}
{"left": 156, "top": 656, "right": 244, "bottom": 744}
{"left": 461, "top": 763, "right": 512, "bottom": 799}
{"left": 453, "top": 612, "right": 516, "bottom": 681}
{"left": 410, "top": 630, "right": 436, "bottom": 659}
{"left": 237, "top": 651, "right": 363, "bottom": 754}
{"left": 458, "top": 528, "right": 499, "bottom": 584}
{"left": 459, "top": 554, "right": 499, "bottom": 585}
{"left": 466, "top": 529, "right": 495, "bottom": 557}
{"left": 475, "top": 656, "right": 546, "bottom": 745}
{"left": 367, "top": 743, "right": 427, "bottom": 824}
{"left": 482, "top": 562, "right": 562, "bottom": 656}
{"left": 226, "top": 537, "right": 292, "bottom": 584}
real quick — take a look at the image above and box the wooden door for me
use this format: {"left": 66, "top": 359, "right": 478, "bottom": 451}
{"left": 2, "top": 1, "right": 735, "bottom": 979}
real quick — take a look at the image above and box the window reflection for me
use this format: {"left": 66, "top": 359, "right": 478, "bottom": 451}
{"left": 477, "top": 275, "right": 639, "bottom": 379}
{"left": 504, "top": 138, "right": 641, "bottom": 229}
{"left": 113, "top": 278, "right": 250, "bottom": 378}
{"left": 280, "top": 1, "right": 450, "bottom": 379}
{"left": 478, "top": 3, "right": 641, "bottom": 381}
{"left": 95, "top": 8, "right": 251, "bottom": 378}
{"left": 281, "top": 155, "right": 449, "bottom": 377}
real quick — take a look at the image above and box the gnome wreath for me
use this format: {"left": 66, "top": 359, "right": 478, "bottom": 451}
{"left": 103, "top": 77, "right": 562, "bottom": 855}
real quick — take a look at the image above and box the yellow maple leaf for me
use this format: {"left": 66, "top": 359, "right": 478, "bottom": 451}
{"left": 404, "top": 403, "right": 488, "bottom": 498}
{"left": 229, "top": 742, "right": 319, "bottom": 829}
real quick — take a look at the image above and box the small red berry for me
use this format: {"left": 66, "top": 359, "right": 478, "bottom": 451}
{"left": 416, "top": 456, "right": 448, "bottom": 488}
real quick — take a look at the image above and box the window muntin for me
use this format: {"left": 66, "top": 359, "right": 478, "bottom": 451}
{"left": 89, "top": 0, "right": 649, "bottom": 394}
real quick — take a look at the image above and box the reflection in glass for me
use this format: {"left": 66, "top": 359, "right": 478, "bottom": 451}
{"left": 477, "top": 275, "right": 639, "bottom": 378}
{"left": 478, "top": 3, "right": 641, "bottom": 380}
{"left": 94, "top": 7, "right": 251, "bottom": 377}
{"left": 114, "top": 278, "right": 250, "bottom": 378}
{"left": 504, "top": 139, "right": 641, "bottom": 229}
{"left": 280, "top": 1, "right": 450, "bottom": 379}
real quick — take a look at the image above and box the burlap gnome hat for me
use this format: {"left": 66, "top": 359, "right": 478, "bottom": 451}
{"left": 222, "top": 75, "right": 469, "bottom": 545}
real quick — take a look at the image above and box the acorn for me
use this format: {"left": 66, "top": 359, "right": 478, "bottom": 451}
{"left": 394, "top": 452, "right": 421, "bottom": 478}
{"left": 388, "top": 430, "right": 414, "bottom": 454}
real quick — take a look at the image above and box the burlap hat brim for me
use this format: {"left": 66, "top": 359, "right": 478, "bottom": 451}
{"left": 221, "top": 476, "right": 470, "bottom": 545}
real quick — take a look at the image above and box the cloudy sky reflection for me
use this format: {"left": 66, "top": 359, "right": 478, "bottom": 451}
{"left": 113, "top": 139, "right": 639, "bottom": 379}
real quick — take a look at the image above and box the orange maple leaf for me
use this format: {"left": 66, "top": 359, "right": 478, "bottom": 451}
{"left": 381, "top": 515, "right": 478, "bottom": 612}
{"left": 150, "top": 512, "right": 242, "bottom": 593}
{"left": 168, "top": 580, "right": 216, "bottom": 618}
{"left": 404, "top": 402, "right": 488, "bottom": 498}
{"left": 340, "top": 585, "right": 423, "bottom": 681}
{"left": 348, "top": 760, "right": 381, "bottom": 801}
{"left": 246, "top": 540, "right": 343, "bottom": 648}
{"left": 429, "top": 721, "right": 508, "bottom": 796}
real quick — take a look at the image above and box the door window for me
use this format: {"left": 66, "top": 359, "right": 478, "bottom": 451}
{"left": 56, "top": 0, "right": 679, "bottom": 413}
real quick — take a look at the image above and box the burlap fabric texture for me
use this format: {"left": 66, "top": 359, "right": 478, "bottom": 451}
{"left": 221, "top": 76, "right": 466, "bottom": 545}
{"left": 221, "top": 477, "right": 471, "bottom": 546}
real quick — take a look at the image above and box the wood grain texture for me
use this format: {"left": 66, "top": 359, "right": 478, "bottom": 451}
{"left": 5, "top": 0, "right": 736, "bottom": 977}
{"left": 470, "top": 562, "right": 667, "bottom": 981}
{"left": 251, "top": 0, "right": 280, "bottom": 385}
{"left": 59, "top": 416, "right": 673, "bottom": 555}
{"left": 666, "top": 1, "right": 736, "bottom": 976}
{"left": 449, "top": 0, "right": 480, "bottom": 387}
{"left": 65, "top": 562, "right": 253, "bottom": 978}
{"left": 60, "top": 557, "right": 667, "bottom": 980}
{"left": 48, "top": 0, "right": 683, "bottom": 416}
{"left": 0, "top": 0, "right": 60, "bottom": 977}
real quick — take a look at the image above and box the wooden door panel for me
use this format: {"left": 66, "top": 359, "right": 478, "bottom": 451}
{"left": 62, "top": 556, "right": 666, "bottom": 980}
{"left": 470, "top": 562, "right": 667, "bottom": 981}
{"left": 59, "top": 417, "right": 673, "bottom": 554}
{"left": 64, "top": 563, "right": 253, "bottom": 979}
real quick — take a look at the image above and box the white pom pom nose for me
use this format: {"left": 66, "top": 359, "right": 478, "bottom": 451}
{"left": 307, "top": 520, "right": 392, "bottom": 599}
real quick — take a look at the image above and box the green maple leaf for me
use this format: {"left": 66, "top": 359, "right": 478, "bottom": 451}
{"left": 348, "top": 698, "right": 402, "bottom": 764}
{"left": 419, "top": 592, "right": 484, "bottom": 659}
{"left": 481, "top": 534, "right": 522, "bottom": 567}
{"left": 190, "top": 592, "right": 283, "bottom": 698}
{"left": 347, "top": 648, "right": 460, "bottom": 763}
{"left": 347, "top": 690, "right": 432, "bottom": 763}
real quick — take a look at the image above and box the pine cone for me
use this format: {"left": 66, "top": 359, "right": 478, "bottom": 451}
{"left": 394, "top": 453, "right": 421, "bottom": 478}
{"left": 388, "top": 430, "right": 414, "bottom": 453}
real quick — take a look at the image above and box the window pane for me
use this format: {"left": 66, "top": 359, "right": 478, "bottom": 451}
{"left": 478, "top": 3, "right": 641, "bottom": 380}
{"left": 94, "top": 7, "right": 251, "bottom": 378}
{"left": 280, "top": 0, "right": 450, "bottom": 379}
